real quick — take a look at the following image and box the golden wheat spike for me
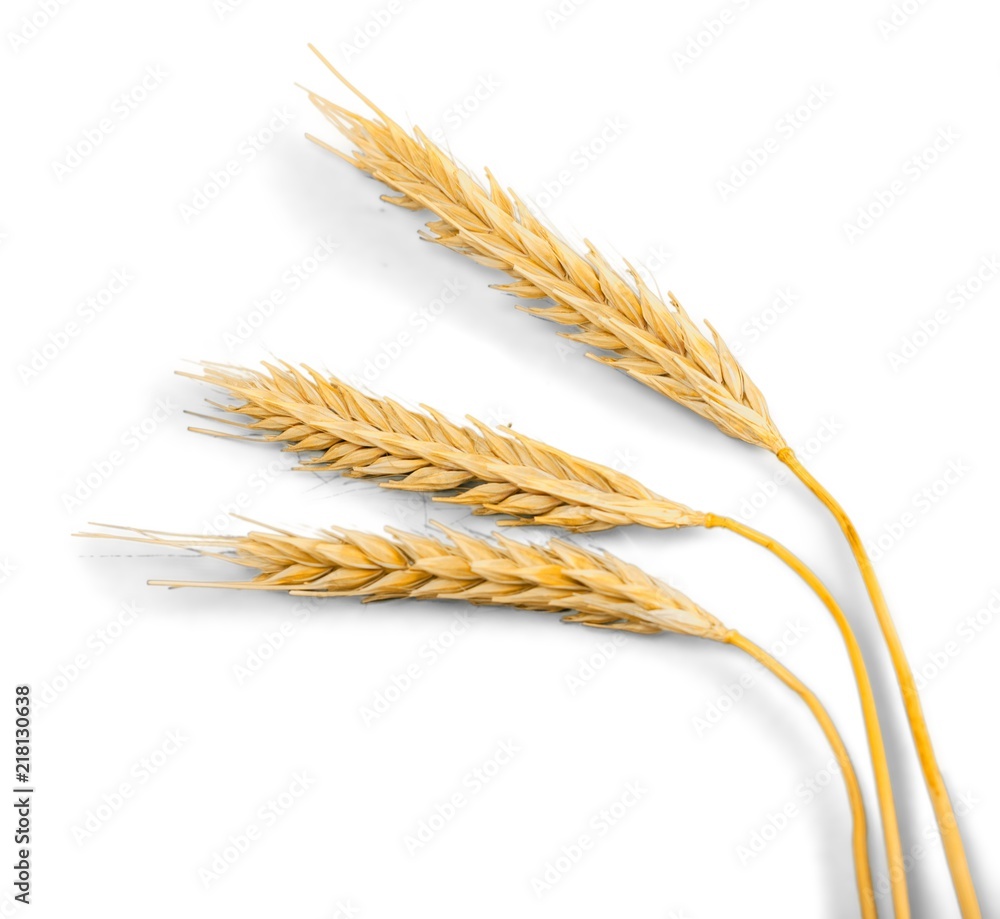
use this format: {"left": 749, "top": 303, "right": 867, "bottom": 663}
{"left": 187, "top": 361, "right": 703, "bottom": 532}
{"left": 82, "top": 519, "right": 723, "bottom": 636}
{"left": 302, "top": 59, "right": 787, "bottom": 454}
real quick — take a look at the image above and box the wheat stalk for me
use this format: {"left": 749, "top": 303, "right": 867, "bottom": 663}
{"left": 79, "top": 518, "right": 874, "bottom": 915}
{"left": 302, "top": 49, "right": 979, "bottom": 916}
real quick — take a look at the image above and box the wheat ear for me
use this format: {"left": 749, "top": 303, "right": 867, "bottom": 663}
{"left": 185, "top": 360, "right": 703, "bottom": 532}
{"left": 302, "top": 49, "right": 976, "bottom": 916}
{"left": 79, "top": 519, "right": 874, "bottom": 915}
{"left": 81, "top": 520, "right": 722, "bottom": 634}
{"left": 301, "top": 48, "right": 786, "bottom": 455}
{"left": 189, "top": 358, "right": 906, "bottom": 913}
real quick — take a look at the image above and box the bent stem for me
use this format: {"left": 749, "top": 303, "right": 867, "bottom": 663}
{"left": 721, "top": 630, "right": 876, "bottom": 919}
{"left": 707, "top": 514, "right": 908, "bottom": 918}
{"left": 779, "top": 448, "right": 980, "bottom": 919}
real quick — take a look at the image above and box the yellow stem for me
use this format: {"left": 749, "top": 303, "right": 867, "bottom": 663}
{"left": 721, "top": 630, "right": 876, "bottom": 919}
{"left": 779, "top": 447, "right": 980, "bottom": 918}
{"left": 707, "top": 514, "right": 908, "bottom": 918}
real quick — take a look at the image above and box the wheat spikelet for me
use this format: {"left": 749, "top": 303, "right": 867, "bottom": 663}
{"left": 81, "top": 520, "right": 725, "bottom": 639}
{"left": 188, "top": 361, "right": 703, "bottom": 532}
{"left": 301, "top": 48, "right": 787, "bottom": 454}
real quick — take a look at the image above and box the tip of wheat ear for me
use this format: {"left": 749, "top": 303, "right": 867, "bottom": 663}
{"left": 77, "top": 519, "right": 727, "bottom": 640}
{"left": 186, "top": 360, "right": 705, "bottom": 533}
{"left": 300, "top": 51, "right": 788, "bottom": 455}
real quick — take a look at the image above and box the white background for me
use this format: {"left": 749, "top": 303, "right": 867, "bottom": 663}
{"left": 1, "top": 0, "right": 998, "bottom": 916}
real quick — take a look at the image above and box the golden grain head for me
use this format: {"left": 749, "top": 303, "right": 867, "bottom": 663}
{"left": 302, "top": 49, "right": 787, "bottom": 455}
{"left": 188, "top": 360, "right": 705, "bottom": 532}
{"left": 81, "top": 521, "right": 726, "bottom": 639}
